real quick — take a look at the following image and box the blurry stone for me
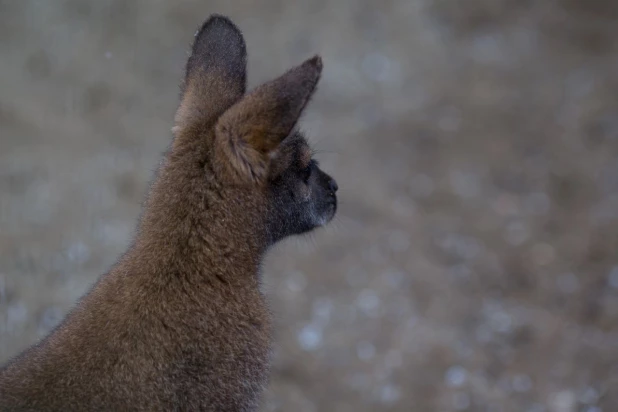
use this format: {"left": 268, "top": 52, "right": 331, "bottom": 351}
{"left": 524, "top": 192, "right": 551, "bottom": 215}
{"left": 454, "top": 341, "right": 474, "bottom": 360}
{"left": 549, "top": 390, "right": 576, "bottom": 412}
{"left": 384, "top": 270, "right": 405, "bottom": 288}
{"left": 312, "top": 297, "right": 333, "bottom": 325}
{"left": 505, "top": 221, "right": 529, "bottom": 246}
{"left": 449, "top": 263, "right": 472, "bottom": 281}
{"left": 531, "top": 243, "right": 555, "bottom": 266}
{"left": 471, "top": 33, "right": 508, "bottom": 64}
{"left": 286, "top": 270, "right": 307, "bottom": 293}
{"left": 475, "top": 323, "right": 494, "bottom": 344}
{"left": 556, "top": 273, "right": 579, "bottom": 295}
{"left": 438, "top": 233, "right": 483, "bottom": 261}
{"left": 95, "top": 220, "right": 132, "bottom": 247}
{"left": 356, "top": 341, "right": 376, "bottom": 362}
{"left": 444, "top": 365, "right": 468, "bottom": 388}
{"left": 483, "top": 301, "right": 513, "bottom": 334}
{"left": 512, "top": 374, "right": 533, "bottom": 393}
{"left": 298, "top": 324, "right": 323, "bottom": 351}
{"left": 391, "top": 195, "right": 416, "bottom": 218}
{"left": 361, "top": 52, "right": 395, "bottom": 84}
{"left": 356, "top": 289, "right": 380, "bottom": 318}
{"left": 579, "top": 387, "right": 599, "bottom": 405}
{"left": 38, "top": 306, "right": 63, "bottom": 335}
{"left": 527, "top": 404, "right": 547, "bottom": 412}
{"left": 492, "top": 194, "right": 520, "bottom": 216}
{"left": 6, "top": 301, "right": 28, "bottom": 334}
{"left": 65, "top": 241, "right": 90, "bottom": 265}
{"left": 378, "top": 383, "right": 401, "bottom": 404}
{"left": 450, "top": 170, "right": 481, "bottom": 199}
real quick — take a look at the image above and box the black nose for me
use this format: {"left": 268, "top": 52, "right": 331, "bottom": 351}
{"left": 329, "top": 178, "right": 338, "bottom": 193}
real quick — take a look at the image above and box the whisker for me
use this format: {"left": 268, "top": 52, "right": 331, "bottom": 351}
{"left": 311, "top": 148, "right": 341, "bottom": 157}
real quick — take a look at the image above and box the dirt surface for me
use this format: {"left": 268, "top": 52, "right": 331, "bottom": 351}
{"left": 1, "top": 1, "right": 618, "bottom": 411}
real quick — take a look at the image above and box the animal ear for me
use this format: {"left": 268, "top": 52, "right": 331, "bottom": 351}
{"left": 173, "top": 15, "right": 247, "bottom": 142}
{"left": 215, "top": 55, "right": 322, "bottom": 182}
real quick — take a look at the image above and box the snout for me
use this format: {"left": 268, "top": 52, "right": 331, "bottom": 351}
{"left": 325, "top": 176, "right": 338, "bottom": 220}
{"left": 315, "top": 171, "right": 338, "bottom": 226}
{"left": 328, "top": 178, "right": 338, "bottom": 194}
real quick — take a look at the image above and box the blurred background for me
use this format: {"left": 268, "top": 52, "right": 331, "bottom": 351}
{"left": 1, "top": 1, "right": 618, "bottom": 411}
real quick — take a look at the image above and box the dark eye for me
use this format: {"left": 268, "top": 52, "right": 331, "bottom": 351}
{"left": 301, "top": 164, "right": 312, "bottom": 182}
{"left": 300, "top": 160, "right": 316, "bottom": 182}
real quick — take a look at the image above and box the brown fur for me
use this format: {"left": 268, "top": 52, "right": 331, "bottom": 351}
{"left": 0, "top": 15, "right": 336, "bottom": 411}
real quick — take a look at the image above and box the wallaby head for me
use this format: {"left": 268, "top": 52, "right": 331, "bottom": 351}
{"left": 0, "top": 14, "right": 336, "bottom": 412}
{"left": 159, "top": 15, "right": 337, "bottom": 252}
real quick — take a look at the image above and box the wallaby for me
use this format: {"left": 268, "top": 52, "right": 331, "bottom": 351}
{"left": 0, "top": 15, "right": 337, "bottom": 411}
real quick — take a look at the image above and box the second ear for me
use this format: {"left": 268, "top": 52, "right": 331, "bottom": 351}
{"left": 215, "top": 56, "right": 323, "bottom": 182}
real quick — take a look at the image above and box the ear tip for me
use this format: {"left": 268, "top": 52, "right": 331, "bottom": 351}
{"left": 306, "top": 55, "right": 323, "bottom": 73}
{"left": 297, "top": 55, "right": 323, "bottom": 88}
{"left": 201, "top": 14, "right": 241, "bottom": 33}
{"left": 308, "top": 55, "right": 323, "bottom": 69}
{"left": 194, "top": 14, "right": 246, "bottom": 52}
{"left": 186, "top": 14, "right": 247, "bottom": 82}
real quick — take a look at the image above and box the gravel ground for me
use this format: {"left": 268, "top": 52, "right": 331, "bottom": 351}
{"left": 1, "top": 1, "right": 618, "bottom": 411}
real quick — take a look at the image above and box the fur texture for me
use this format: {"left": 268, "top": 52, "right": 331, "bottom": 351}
{"left": 0, "top": 15, "right": 337, "bottom": 411}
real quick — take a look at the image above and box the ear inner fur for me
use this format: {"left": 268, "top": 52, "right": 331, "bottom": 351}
{"left": 215, "top": 55, "right": 322, "bottom": 182}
